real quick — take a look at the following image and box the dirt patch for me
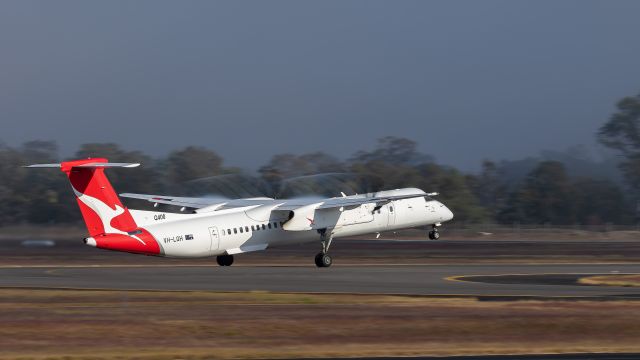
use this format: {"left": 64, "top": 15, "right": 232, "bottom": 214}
{"left": 2, "top": 289, "right": 640, "bottom": 359}
{"left": 579, "top": 274, "right": 640, "bottom": 287}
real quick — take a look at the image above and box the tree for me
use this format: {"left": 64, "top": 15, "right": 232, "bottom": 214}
{"left": 0, "top": 144, "right": 29, "bottom": 225}
{"left": 350, "top": 136, "right": 433, "bottom": 165}
{"left": 572, "top": 178, "right": 632, "bottom": 225}
{"left": 598, "top": 92, "right": 640, "bottom": 192}
{"left": 467, "top": 160, "right": 508, "bottom": 219}
{"left": 75, "top": 143, "right": 161, "bottom": 194}
{"left": 499, "top": 161, "right": 576, "bottom": 225}
{"left": 259, "top": 152, "right": 347, "bottom": 198}
{"left": 164, "top": 146, "right": 225, "bottom": 190}
{"left": 259, "top": 152, "right": 344, "bottom": 182}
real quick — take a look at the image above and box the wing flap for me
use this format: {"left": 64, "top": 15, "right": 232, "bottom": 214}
{"left": 120, "top": 193, "right": 223, "bottom": 209}
{"left": 226, "top": 243, "right": 268, "bottom": 255}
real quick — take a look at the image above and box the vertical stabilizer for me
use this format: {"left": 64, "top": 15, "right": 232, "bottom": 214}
{"left": 61, "top": 158, "right": 139, "bottom": 236}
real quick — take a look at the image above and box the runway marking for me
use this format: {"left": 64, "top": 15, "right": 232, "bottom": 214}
{"left": 450, "top": 273, "right": 640, "bottom": 281}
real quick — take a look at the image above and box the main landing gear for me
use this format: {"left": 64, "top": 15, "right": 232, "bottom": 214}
{"left": 315, "top": 229, "right": 334, "bottom": 268}
{"left": 428, "top": 225, "right": 440, "bottom": 240}
{"left": 216, "top": 254, "right": 234, "bottom": 266}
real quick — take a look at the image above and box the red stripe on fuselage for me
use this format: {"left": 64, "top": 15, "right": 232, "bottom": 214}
{"left": 92, "top": 229, "right": 161, "bottom": 255}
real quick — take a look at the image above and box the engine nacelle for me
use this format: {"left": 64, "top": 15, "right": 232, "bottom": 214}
{"left": 282, "top": 203, "right": 376, "bottom": 231}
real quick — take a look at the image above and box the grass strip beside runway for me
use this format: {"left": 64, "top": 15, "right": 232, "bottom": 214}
{"left": 2, "top": 289, "right": 640, "bottom": 359}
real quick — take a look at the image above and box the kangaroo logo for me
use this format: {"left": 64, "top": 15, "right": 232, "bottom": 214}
{"left": 72, "top": 186, "right": 146, "bottom": 245}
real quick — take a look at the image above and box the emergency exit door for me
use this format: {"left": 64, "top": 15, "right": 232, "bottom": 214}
{"left": 208, "top": 226, "right": 220, "bottom": 251}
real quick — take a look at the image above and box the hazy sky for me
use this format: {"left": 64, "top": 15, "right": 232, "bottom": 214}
{"left": 1, "top": 0, "right": 639, "bottom": 171}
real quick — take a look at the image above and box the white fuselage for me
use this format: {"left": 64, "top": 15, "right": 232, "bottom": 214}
{"left": 127, "top": 188, "right": 453, "bottom": 258}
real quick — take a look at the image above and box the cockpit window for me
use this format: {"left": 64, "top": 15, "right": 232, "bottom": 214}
{"left": 127, "top": 229, "right": 142, "bottom": 235}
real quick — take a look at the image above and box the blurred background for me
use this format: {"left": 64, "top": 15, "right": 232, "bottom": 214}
{"left": 1, "top": 0, "right": 640, "bottom": 229}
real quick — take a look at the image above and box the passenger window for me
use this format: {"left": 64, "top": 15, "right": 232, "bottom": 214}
{"left": 390, "top": 206, "right": 394, "bottom": 213}
{"left": 245, "top": 226, "right": 249, "bottom": 232}
{"left": 268, "top": 223, "right": 272, "bottom": 229}
{"left": 274, "top": 222, "right": 278, "bottom": 228}
{"left": 233, "top": 228, "right": 237, "bottom": 234}
{"left": 240, "top": 227, "right": 243, "bottom": 233}
{"left": 262, "top": 224, "right": 266, "bottom": 230}
{"left": 251, "top": 225, "right": 255, "bottom": 231}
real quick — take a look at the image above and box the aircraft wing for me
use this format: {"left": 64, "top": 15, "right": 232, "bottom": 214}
{"left": 120, "top": 193, "right": 225, "bottom": 209}
{"left": 121, "top": 190, "right": 430, "bottom": 220}
{"left": 120, "top": 193, "right": 278, "bottom": 212}
{"left": 315, "top": 192, "right": 429, "bottom": 210}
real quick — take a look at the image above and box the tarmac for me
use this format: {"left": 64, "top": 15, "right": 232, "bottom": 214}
{"left": 2, "top": 263, "right": 640, "bottom": 298}
{"left": 3, "top": 238, "right": 640, "bottom": 359}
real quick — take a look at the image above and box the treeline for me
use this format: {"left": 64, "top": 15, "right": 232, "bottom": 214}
{"left": 2, "top": 91, "right": 640, "bottom": 226}
{"left": 0, "top": 136, "right": 635, "bottom": 226}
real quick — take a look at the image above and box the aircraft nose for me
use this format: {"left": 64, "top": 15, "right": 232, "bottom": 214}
{"left": 442, "top": 206, "right": 454, "bottom": 222}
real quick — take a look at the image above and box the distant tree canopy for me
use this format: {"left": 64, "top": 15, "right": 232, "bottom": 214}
{"left": 350, "top": 136, "right": 434, "bottom": 165}
{"left": 0, "top": 126, "right": 636, "bottom": 226}
{"left": 599, "top": 92, "right": 640, "bottom": 194}
{"left": 497, "top": 161, "right": 631, "bottom": 225}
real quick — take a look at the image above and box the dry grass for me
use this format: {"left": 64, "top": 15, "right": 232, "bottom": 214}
{"left": 579, "top": 274, "right": 640, "bottom": 287}
{"left": 1, "top": 289, "right": 640, "bottom": 359}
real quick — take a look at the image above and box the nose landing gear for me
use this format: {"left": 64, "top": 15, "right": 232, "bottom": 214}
{"left": 428, "top": 225, "right": 440, "bottom": 240}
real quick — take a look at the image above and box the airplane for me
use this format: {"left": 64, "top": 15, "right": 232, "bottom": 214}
{"left": 26, "top": 158, "right": 454, "bottom": 267}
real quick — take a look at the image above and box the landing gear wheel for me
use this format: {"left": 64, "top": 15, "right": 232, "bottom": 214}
{"left": 314, "top": 253, "right": 324, "bottom": 267}
{"left": 428, "top": 230, "right": 440, "bottom": 240}
{"left": 315, "top": 252, "right": 333, "bottom": 268}
{"left": 216, "top": 254, "right": 234, "bottom": 266}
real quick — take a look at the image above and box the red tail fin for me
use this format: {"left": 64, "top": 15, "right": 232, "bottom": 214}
{"left": 59, "top": 158, "right": 138, "bottom": 236}
{"left": 26, "top": 159, "right": 162, "bottom": 255}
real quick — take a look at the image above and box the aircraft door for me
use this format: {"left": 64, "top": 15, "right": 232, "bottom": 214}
{"left": 208, "top": 226, "right": 220, "bottom": 251}
{"left": 387, "top": 202, "right": 396, "bottom": 227}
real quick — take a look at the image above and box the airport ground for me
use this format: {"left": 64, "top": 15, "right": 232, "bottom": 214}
{"left": 2, "top": 226, "right": 640, "bottom": 359}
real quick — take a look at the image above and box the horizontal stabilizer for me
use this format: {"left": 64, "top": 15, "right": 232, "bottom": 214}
{"left": 25, "top": 162, "right": 140, "bottom": 168}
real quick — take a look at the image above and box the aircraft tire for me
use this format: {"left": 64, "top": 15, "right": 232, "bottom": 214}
{"left": 314, "top": 253, "right": 324, "bottom": 267}
{"left": 320, "top": 254, "right": 332, "bottom": 267}
{"left": 216, "top": 255, "right": 234, "bottom": 266}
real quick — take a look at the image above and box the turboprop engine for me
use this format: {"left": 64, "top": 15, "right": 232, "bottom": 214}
{"left": 282, "top": 202, "right": 376, "bottom": 231}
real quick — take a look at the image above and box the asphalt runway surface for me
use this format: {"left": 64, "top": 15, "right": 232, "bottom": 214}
{"left": 2, "top": 263, "right": 640, "bottom": 297}
{"left": 3, "top": 238, "right": 640, "bottom": 297}
{"left": 5, "top": 238, "right": 640, "bottom": 266}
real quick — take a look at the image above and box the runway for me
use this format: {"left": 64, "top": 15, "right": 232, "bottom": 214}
{"left": 2, "top": 263, "right": 640, "bottom": 297}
